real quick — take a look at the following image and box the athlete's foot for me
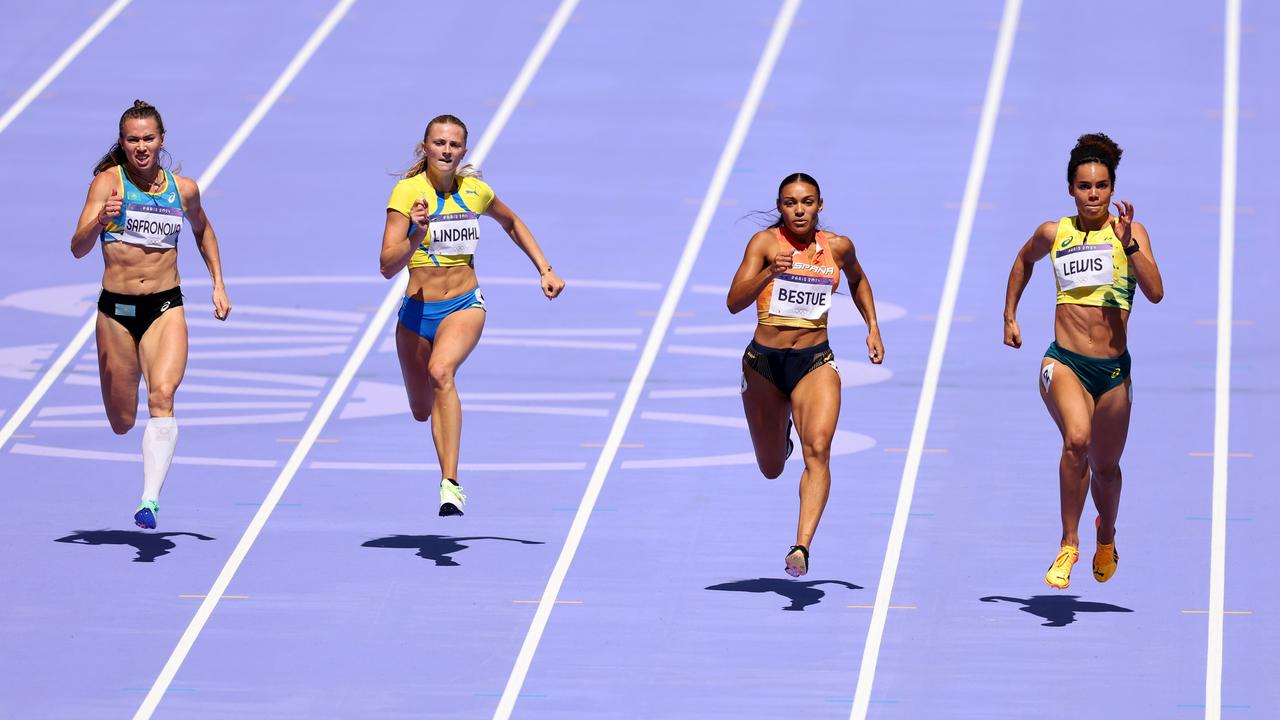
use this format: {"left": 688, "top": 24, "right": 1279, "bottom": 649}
{"left": 439, "top": 479, "right": 466, "bottom": 517}
{"left": 1093, "top": 517, "right": 1118, "bottom": 582}
{"left": 134, "top": 500, "right": 159, "bottom": 530}
{"left": 1044, "top": 545, "right": 1079, "bottom": 589}
{"left": 785, "top": 545, "right": 809, "bottom": 578}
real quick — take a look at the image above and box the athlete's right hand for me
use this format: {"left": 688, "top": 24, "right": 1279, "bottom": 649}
{"left": 769, "top": 250, "right": 796, "bottom": 277}
{"left": 98, "top": 188, "right": 122, "bottom": 226}
{"left": 1003, "top": 318, "right": 1022, "bottom": 349}
{"left": 409, "top": 195, "right": 430, "bottom": 231}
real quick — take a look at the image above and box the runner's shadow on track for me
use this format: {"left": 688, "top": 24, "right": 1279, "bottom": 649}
{"left": 361, "top": 534, "right": 544, "bottom": 567}
{"left": 980, "top": 595, "right": 1134, "bottom": 627}
{"left": 706, "top": 578, "right": 861, "bottom": 611}
{"left": 54, "top": 530, "right": 215, "bottom": 563}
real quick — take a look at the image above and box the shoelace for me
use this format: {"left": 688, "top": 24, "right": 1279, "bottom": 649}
{"left": 1051, "top": 547, "right": 1078, "bottom": 571}
{"left": 444, "top": 484, "right": 467, "bottom": 503}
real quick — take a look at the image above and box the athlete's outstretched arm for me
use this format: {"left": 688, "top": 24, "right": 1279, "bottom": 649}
{"left": 726, "top": 231, "right": 789, "bottom": 314}
{"left": 833, "top": 235, "right": 883, "bottom": 364}
{"left": 179, "top": 176, "right": 231, "bottom": 320}
{"left": 483, "top": 197, "right": 564, "bottom": 299}
{"left": 70, "top": 171, "right": 120, "bottom": 258}
{"left": 1003, "top": 221, "right": 1056, "bottom": 348}
{"left": 1109, "top": 201, "right": 1164, "bottom": 304}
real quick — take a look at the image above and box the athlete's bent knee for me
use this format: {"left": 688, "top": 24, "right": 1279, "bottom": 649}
{"left": 108, "top": 414, "right": 135, "bottom": 435}
{"left": 410, "top": 406, "right": 431, "bottom": 422}
{"left": 759, "top": 461, "right": 785, "bottom": 480}
{"left": 147, "top": 385, "right": 177, "bottom": 415}
{"left": 801, "top": 438, "right": 831, "bottom": 464}
{"left": 427, "top": 363, "right": 456, "bottom": 392}
{"left": 1091, "top": 461, "right": 1121, "bottom": 482}
{"left": 1062, "top": 430, "right": 1089, "bottom": 458}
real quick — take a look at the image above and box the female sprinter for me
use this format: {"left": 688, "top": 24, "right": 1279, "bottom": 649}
{"left": 726, "top": 173, "right": 884, "bottom": 577}
{"left": 1003, "top": 133, "right": 1164, "bottom": 589}
{"left": 69, "top": 100, "right": 232, "bottom": 530}
{"left": 380, "top": 114, "right": 564, "bottom": 516}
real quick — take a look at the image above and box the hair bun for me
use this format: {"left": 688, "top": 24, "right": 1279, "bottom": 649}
{"left": 1073, "top": 132, "right": 1122, "bottom": 166}
{"left": 132, "top": 99, "right": 152, "bottom": 110}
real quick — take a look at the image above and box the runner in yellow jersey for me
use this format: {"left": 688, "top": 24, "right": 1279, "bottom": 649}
{"left": 1003, "top": 133, "right": 1165, "bottom": 589}
{"left": 727, "top": 173, "right": 884, "bottom": 577}
{"left": 379, "top": 114, "right": 564, "bottom": 516}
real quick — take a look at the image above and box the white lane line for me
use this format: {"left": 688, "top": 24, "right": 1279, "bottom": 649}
{"left": 129, "top": 1, "right": 360, "bottom": 718}
{"left": 480, "top": 337, "right": 637, "bottom": 351}
{"left": 1206, "top": 1, "right": 1240, "bottom": 718}
{"left": 0, "top": 0, "right": 132, "bottom": 135}
{"left": 310, "top": 460, "right": 587, "bottom": 473}
{"left": 492, "top": 2, "right": 802, "bottom": 717}
{"left": 848, "top": 1, "right": 1021, "bottom": 718}
{"left": 33, "top": 412, "right": 306, "bottom": 428}
{"left": 131, "top": 1, "right": 577, "bottom": 716}
{"left": 11, "top": 443, "right": 275, "bottom": 468}
{"left": 38, "top": 401, "right": 311, "bottom": 417}
{"left": 0, "top": 0, "right": 358, "bottom": 456}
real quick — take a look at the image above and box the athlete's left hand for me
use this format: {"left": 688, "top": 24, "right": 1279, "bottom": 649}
{"left": 540, "top": 269, "right": 565, "bottom": 300}
{"left": 1110, "top": 199, "right": 1134, "bottom": 247}
{"left": 866, "top": 328, "right": 884, "bottom": 364}
{"left": 212, "top": 286, "right": 232, "bottom": 320}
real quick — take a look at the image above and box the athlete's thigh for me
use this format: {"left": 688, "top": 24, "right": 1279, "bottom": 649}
{"left": 96, "top": 313, "right": 142, "bottom": 414}
{"left": 1088, "top": 379, "right": 1132, "bottom": 469}
{"left": 1039, "top": 356, "right": 1094, "bottom": 441}
{"left": 741, "top": 360, "right": 790, "bottom": 444}
{"left": 138, "top": 307, "right": 189, "bottom": 395}
{"left": 429, "top": 307, "right": 486, "bottom": 371}
{"left": 790, "top": 364, "right": 840, "bottom": 449}
{"left": 396, "top": 322, "right": 434, "bottom": 411}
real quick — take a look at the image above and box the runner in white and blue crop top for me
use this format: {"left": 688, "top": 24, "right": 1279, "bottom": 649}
{"left": 70, "top": 100, "right": 232, "bottom": 531}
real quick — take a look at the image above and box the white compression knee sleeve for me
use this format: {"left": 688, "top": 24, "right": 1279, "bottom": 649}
{"left": 141, "top": 416, "right": 178, "bottom": 502}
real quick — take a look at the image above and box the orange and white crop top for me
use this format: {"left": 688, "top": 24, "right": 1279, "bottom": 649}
{"left": 756, "top": 229, "right": 840, "bottom": 329}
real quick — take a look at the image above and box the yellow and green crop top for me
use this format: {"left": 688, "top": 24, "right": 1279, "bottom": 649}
{"left": 387, "top": 174, "right": 495, "bottom": 269}
{"left": 1051, "top": 216, "right": 1135, "bottom": 311}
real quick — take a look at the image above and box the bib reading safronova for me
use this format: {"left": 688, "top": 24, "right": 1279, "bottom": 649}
{"left": 768, "top": 272, "right": 834, "bottom": 320}
{"left": 427, "top": 212, "right": 481, "bottom": 256}
{"left": 122, "top": 203, "right": 183, "bottom": 248}
{"left": 1053, "top": 243, "right": 1113, "bottom": 292}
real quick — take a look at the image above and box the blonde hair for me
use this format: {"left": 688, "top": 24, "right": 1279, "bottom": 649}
{"left": 400, "top": 114, "right": 482, "bottom": 180}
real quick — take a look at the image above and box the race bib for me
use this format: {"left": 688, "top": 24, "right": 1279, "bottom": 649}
{"left": 426, "top": 211, "right": 480, "bottom": 256}
{"left": 768, "top": 273, "right": 833, "bottom": 320}
{"left": 1054, "top": 244, "right": 1113, "bottom": 291}
{"left": 121, "top": 203, "right": 183, "bottom": 248}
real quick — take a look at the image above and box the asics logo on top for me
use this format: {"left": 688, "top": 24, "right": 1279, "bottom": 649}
{"left": 1060, "top": 236, "right": 1073, "bottom": 248}
{"left": 167, "top": 192, "right": 176, "bottom": 203}
{"left": 464, "top": 189, "right": 478, "bottom": 196}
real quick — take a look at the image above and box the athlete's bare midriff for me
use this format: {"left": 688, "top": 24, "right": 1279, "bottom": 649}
{"left": 406, "top": 264, "right": 478, "bottom": 302}
{"left": 1054, "top": 303, "right": 1129, "bottom": 357}
{"left": 752, "top": 323, "right": 830, "bottom": 350}
{"left": 100, "top": 243, "right": 180, "bottom": 295}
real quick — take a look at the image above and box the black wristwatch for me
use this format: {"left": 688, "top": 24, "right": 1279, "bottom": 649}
{"left": 1123, "top": 242, "right": 1140, "bottom": 256}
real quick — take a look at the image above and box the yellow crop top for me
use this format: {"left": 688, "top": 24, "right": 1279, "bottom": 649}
{"left": 387, "top": 174, "right": 495, "bottom": 269}
{"left": 1051, "top": 216, "right": 1135, "bottom": 311}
